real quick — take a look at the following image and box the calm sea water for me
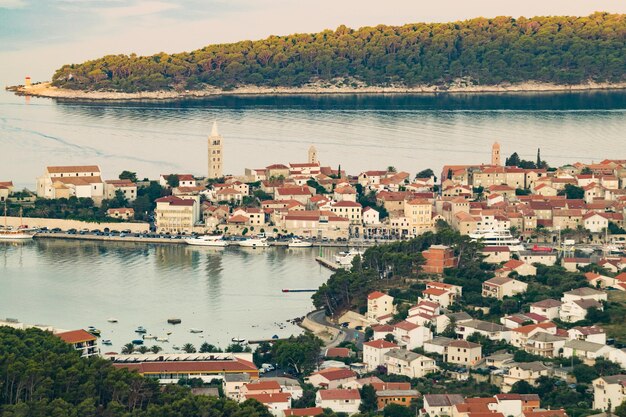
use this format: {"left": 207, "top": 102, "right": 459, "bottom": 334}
{"left": 1, "top": 89, "right": 625, "bottom": 189}
{"left": 0, "top": 240, "right": 336, "bottom": 351}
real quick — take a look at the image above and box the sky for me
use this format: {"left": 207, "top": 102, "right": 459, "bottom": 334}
{"left": 1, "top": 0, "right": 625, "bottom": 85}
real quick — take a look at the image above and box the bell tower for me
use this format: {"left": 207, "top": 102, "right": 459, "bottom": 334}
{"left": 208, "top": 122, "right": 223, "bottom": 179}
{"left": 491, "top": 141, "right": 501, "bottom": 166}
{"left": 308, "top": 145, "right": 318, "bottom": 164}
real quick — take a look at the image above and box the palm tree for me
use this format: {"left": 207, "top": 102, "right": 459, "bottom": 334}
{"left": 199, "top": 342, "right": 218, "bottom": 353}
{"left": 150, "top": 345, "right": 162, "bottom": 354}
{"left": 137, "top": 346, "right": 149, "bottom": 354}
{"left": 182, "top": 343, "right": 196, "bottom": 353}
{"left": 121, "top": 343, "right": 134, "bottom": 354}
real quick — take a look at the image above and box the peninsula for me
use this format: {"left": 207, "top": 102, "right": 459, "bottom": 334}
{"left": 10, "top": 12, "right": 626, "bottom": 100}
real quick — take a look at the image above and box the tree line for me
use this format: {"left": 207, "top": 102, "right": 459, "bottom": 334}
{"left": 51, "top": 13, "right": 626, "bottom": 93}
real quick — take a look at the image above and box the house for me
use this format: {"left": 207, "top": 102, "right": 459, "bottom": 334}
{"left": 363, "top": 339, "right": 398, "bottom": 372}
{"left": 562, "top": 340, "right": 612, "bottom": 363}
{"left": 585, "top": 272, "right": 616, "bottom": 289}
{"left": 392, "top": 321, "right": 432, "bottom": 350}
{"left": 568, "top": 326, "right": 607, "bottom": 344}
{"left": 423, "top": 337, "right": 454, "bottom": 355}
{"left": 562, "top": 257, "right": 593, "bottom": 272}
{"left": 423, "top": 394, "right": 465, "bottom": 417}
{"left": 560, "top": 298, "right": 604, "bottom": 323}
{"left": 244, "top": 393, "right": 292, "bottom": 417}
{"left": 223, "top": 373, "right": 251, "bottom": 401}
{"left": 518, "top": 251, "right": 558, "bottom": 266}
{"left": 502, "top": 362, "right": 551, "bottom": 393}
{"left": 264, "top": 377, "right": 304, "bottom": 401}
{"left": 497, "top": 259, "right": 537, "bottom": 277}
{"left": 592, "top": 374, "right": 626, "bottom": 411}
{"left": 421, "top": 282, "right": 462, "bottom": 308}
{"left": 530, "top": 299, "right": 563, "bottom": 320}
{"left": 36, "top": 165, "right": 105, "bottom": 202}
{"left": 106, "top": 207, "right": 135, "bottom": 220}
{"left": 330, "top": 201, "right": 362, "bottom": 224}
{"left": 493, "top": 393, "right": 541, "bottom": 415}
{"left": 384, "top": 349, "right": 439, "bottom": 378}
{"left": 367, "top": 291, "right": 395, "bottom": 322}
{"left": 55, "top": 329, "right": 99, "bottom": 357}
{"left": 435, "top": 311, "right": 473, "bottom": 334}
{"left": 376, "top": 388, "right": 420, "bottom": 411}
{"left": 315, "top": 389, "right": 361, "bottom": 415}
{"left": 583, "top": 212, "right": 610, "bottom": 233}
{"left": 482, "top": 277, "right": 528, "bottom": 299}
{"left": 482, "top": 247, "right": 512, "bottom": 264}
{"left": 159, "top": 174, "right": 196, "bottom": 188}
{"left": 325, "top": 347, "right": 352, "bottom": 359}
{"left": 241, "top": 380, "right": 283, "bottom": 399}
{"left": 305, "top": 368, "right": 357, "bottom": 389}
{"left": 155, "top": 195, "right": 200, "bottom": 234}
{"left": 525, "top": 332, "right": 567, "bottom": 358}
{"left": 363, "top": 207, "right": 380, "bottom": 225}
{"left": 444, "top": 340, "right": 482, "bottom": 367}
{"left": 509, "top": 322, "right": 557, "bottom": 349}
{"left": 422, "top": 245, "right": 458, "bottom": 274}
{"left": 275, "top": 186, "right": 313, "bottom": 204}
{"left": 282, "top": 210, "right": 349, "bottom": 240}
{"left": 456, "top": 319, "right": 511, "bottom": 342}
{"left": 104, "top": 179, "right": 137, "bottom": 202}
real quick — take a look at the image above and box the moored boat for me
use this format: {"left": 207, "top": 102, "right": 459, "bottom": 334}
{"left": 186, "top": 235, "right": 229, "bottom": 247}
{"left": 167, "top": 318, "right": 182, "bottom": 325}
{"left": 135, "top": 326, "right": 147, "bottom": 333}
{"left": 190, "top": 328, "right": 203, "bottom": 333}
{"left": 288, "top": 238, "right": 312, "bottom": 248}
{"left": 469, "top": 228, "right": 525, "bottom": 252}
{"left": 107, "top": 317, "right": 118, "bottom": 323}
{"left": 334, "top": 249, "right": 365, "bottom": 267}
{"left": 0, "top": 205, "right": 34, "bottom": 241}
{"left": 239, "top": 237, "right": 269, "bottom": 248}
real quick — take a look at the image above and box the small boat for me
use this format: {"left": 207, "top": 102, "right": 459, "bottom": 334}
{"left": 288, "top": 238, "right": 312, "bottom": 248}
{"left": 156, "top": 337, "right": 169, "bottom": 342}
{"left": 272, "top": 335, "right": 279, "bottom": 339}
{"left": 132, "top": 339, "right": 144, "bottom": 345}
{"left": 239, "top": 238, "right": 269, "bottom": 248}
{"left": 107, "top": 318, "right": 118, "bottom": 323}
{"left": 190, "top": 328, "right": 203, "bottom": 333}
{"left": 334, "top": 249, "right": 366, "bottom": 267}
{"left": 87, "top": 326, "right": 101, "bottom": 336}
{"left": 143, "top": 334, "right": 157, "bottom": 340}
{"left": 135, "top": 326, "right": 147, "bottom": 333}
{"left": 231, "top": 337, "right": 247, "bottom": 344}
{"left": 102, "top": 339, "right": 112, "bottom": 345}
{"left": 186, "top": 235, "right": 229, "bottom": 247}
{"left": 0, "top": 206, "right": 35, "bottom": 241}
{"left": 167, "top": 318, "right": 181, "bottom": 325}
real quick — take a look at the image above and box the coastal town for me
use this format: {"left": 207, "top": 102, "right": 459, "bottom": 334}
{"left": 2, "top": 122, "right": 626, "bottom": 417}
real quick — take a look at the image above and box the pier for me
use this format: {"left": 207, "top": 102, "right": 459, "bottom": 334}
{"left": 315, "top": 256, "right": 342, "bottom": 271}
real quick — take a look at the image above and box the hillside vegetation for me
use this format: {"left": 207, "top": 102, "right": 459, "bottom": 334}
{"left": 51, "top": 13, "right": 626, "bottom": 93}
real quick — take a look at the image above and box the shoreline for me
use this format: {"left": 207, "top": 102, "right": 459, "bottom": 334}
{"left": 8, "top": 81, "right": 626, "bottom": 102}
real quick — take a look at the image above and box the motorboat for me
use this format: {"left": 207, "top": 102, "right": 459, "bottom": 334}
{"left": 469, "top": 229, "right": 525, "bottom": 252}
{"left": 239, "top": 238, "right": 269, "bottom": 248}
{"left": 190, "top": 328, "right": 203, "bottom": 333}
{"left": 334, "top": 249, "right": 365, "bottom": 267}
{"left": 231, "top": 337, "right": 247, "bottom": 344}
{"left": 107, "top": 318, "right": 118, "bottom": 323}
{"left": 132, "top": 339, "right": 144, "bottom": 345}
{"left": 102, "top": 339, "right": 112, "bottom": 345}
{"left": 87, "top": 326, "right": 101, "bottom": 336}
{"left": 167, "top": 318, "right": 182, "bottom": 325}
{"left": 288, "top": 238, "right": 312, "bottom": 248}
{"left": 135, "top": 326, "right": 147, "bottom": 333}
{"left": 143, "top": 334, "right": 157, "bottom": 340}
{"left": 186, "top": 235, "right": 229, "bottom": 247}
{"left": 156, "top": 337, "right": 169, "bottom": 342}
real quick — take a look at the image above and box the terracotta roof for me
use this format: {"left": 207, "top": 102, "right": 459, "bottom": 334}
{"left": 332, "top": 201, "right": 362, "bottom": 207}
{"left": 56, "top": 329, "right": 97, "bottom": 344}
{"left": 47, "top": 165, "right": 100, "bottom": 173}
{"left": 244, "top": 380, "right": 282, "bottom": 391}
{"left": 423, "top": 288, "right": 447, "bottom": 296}
{"left": 368, "top": 291, "right": 387, "bottom": 300}
{"left": 311, "top": 368, "right": 356, "bottom": 381}
{"left": 394, "top": 321, "right": 419, "bottom": 331}
{"left": 364, "top": 339, "right": 398, "bottom": 349}
{"left": 156, "top": 196, "right": 194, "bottom": 206}
{"left": 113, "top": 358, "right": 257, "bottom": 374}
{"left": 448, "top": 340, "right": 480, "bottom": 349}
{"left": 318, "top": 389, "right": 360, "bottom": 400}
{"left": 245, "top": 393, "right": 291, "bottom": 404}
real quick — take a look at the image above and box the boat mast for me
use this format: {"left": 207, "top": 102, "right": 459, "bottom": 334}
{"left": 3, "top": 201, "right": 6, "bottom": 229}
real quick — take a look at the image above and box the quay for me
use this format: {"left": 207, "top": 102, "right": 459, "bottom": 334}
{"left": 315, "top": 256, "right": 342, "bottom": 271}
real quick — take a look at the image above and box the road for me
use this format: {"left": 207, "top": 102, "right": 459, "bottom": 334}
{"left": 308, "top": 310, "right": 363, "bottom": 350}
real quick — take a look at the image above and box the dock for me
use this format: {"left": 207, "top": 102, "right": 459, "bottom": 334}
{"left": 315, "top": 256, "right": 343, "bottom": 271}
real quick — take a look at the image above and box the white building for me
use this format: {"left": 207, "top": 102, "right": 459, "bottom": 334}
{"left": 36, "top": 165, "right": 104, "bottom": 202}
{"left": 363, "top": 339, "right": 398, "bottom": 372}
{"left": 593, "top": 375, "right": 626, "bottom": 411}
{"left": 366, "top": 291, "right": 395, "bottom": 322}
{"left": 384, "top": 349, "right": 439, "bottom": 378}
{"left": 315, "top": 389, "right": 361, "bottom": 415}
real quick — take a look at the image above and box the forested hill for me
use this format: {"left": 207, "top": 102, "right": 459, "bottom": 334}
{"left": 51, "top": 13, "right": 625, "bottom": 93}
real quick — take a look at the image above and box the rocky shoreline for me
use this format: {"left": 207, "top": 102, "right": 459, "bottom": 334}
{"left": 8, "top": 81, "right": 626, "bottom": 101}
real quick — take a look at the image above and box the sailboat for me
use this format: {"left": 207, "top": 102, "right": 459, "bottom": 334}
{"left": 0, "top": 204, "right": 34, "bottom": 241}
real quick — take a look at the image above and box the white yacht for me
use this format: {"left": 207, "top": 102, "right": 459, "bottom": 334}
{"left": 469, "top": 229, "right": 525, "bottom": 252}
{"left": 0, "top": 206, "right": 34, "bottom": 241}
{"left": 239, "top": 238, "right": 269, "bottom": 248}
{"left": 288, "top": 238, "right": 312, "bottom": 248}
{"left": 334, "top": 249, "right": 365, "bottom": 267}
{"left": 186, "top": 235, "right": 229, "bottom": 247}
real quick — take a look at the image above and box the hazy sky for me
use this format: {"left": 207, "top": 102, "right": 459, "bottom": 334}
{"left": 1, "top": 0, "right": 625, "bottom": 85}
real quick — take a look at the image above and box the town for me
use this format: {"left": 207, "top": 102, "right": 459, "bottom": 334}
{"left": 2, "top": 123, "right": 626, "bottom": 417}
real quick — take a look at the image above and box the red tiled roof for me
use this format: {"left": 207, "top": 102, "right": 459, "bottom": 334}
{"left": 245, "top": 393, "right": 291, "bottom": 404}
{"left": 311, "top": 368, "right": 356, "bottom": 381}
{"left": 318, "top": 389, "right": 360, "bottom": 400}
{"left": 56, "top": 329, "right": 97, "bottom": 344}
{"left": 244, "top": 380, "right": 282, "bottom": 391}
{"left": 368, "top": 291, "right": 387, "bottom": 300}
{"left": 114, "top": 358, "right": 257, "bottom": 374}
{"left": 364, "top": 339, "right": 397, "bottom": 349}
{"left": 155, "top": 196, "right": 194, "bottom": 206}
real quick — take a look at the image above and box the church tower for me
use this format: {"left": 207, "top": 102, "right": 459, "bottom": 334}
{"left": 308, "top": 145, "right": 318, "bottom": 164}
{"left": 208, "top": 122, "right": 223, "bottom": 179}
{"left": 491, "top": 141, "right": 501, "bottom": 166}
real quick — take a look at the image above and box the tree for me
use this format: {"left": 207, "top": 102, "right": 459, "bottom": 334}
{"left": 137, "top": 345, "right": 149, "bottom": 354}
{"left": 150, "top": 345, "right": 163, "bottom": 354}
{"left": 614, "top": 400, "right": 626, "bottom": 417}
{"left": 384, "top": 333, "right": 396, "bottom": 343}
{"left": 560, "top": 184, "right": 584, "bottom": 200}
{"left": 121, "top": 343, "right": 134, "bottom": 354}
{"left": 272, "top": 333, "right": 323, "bottom": 375}
{"left": 572, "top": 364, "right": 598, "bottom": 383}
{"left": 384, "top": 403, "right": 414, "bottom": 417}
{"left": 387, "top": 166, "right": 397, "bottom": 173}
{"left": 509, "top": 380, "right": 535, "bottom": 394}
{"left": 536, "top": 148, "right": 542, "bottom": 168}
{"left": 200, "top": 342, "right": 221, "bottom": 353}
{"left": 119, "top": 170, "right": 138, "bottom": 182}
{"left": 226, "top": 343, "right": 251, "bottom": 353}
{"left": 167, "top": 174, "right": 180, "bottom": 188}
{"left": 359, "top": 384, "right": 378, "bottom": 413}
{"left": 182, "top": 343, "right": 196, "bottom": 353}
{"left": 415, "top": 169, "right": 434, "bottom": 179}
